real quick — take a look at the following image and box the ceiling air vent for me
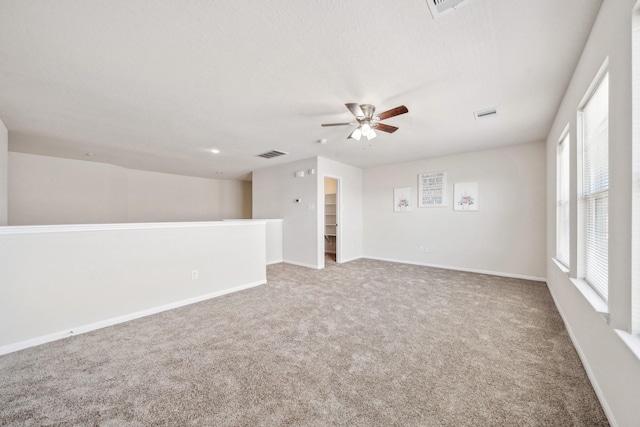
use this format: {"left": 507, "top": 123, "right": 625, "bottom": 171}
{"left": 257, "top": 149, "right": 289, "bottom": 159}
{"left": 426, "top": 0, "right": 477, "bottom": 19}
{"left": 474, "top": 108, "right": 498, "bottom": 120}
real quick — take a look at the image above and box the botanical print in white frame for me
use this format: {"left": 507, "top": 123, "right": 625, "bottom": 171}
{"left": 394, "top": 187, "right": 412, "bottom": 212}
{"left": 418, "top": 172, "right": 447, "bottom": 207}
{"left": 454, "top": 182, "right": 479, "bottom": 211}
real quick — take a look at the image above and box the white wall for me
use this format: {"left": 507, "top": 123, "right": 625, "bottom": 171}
{"left": 318, "top": 157, "right": 363, "bottom": 266}
{"left": 546, "top": 1, "right": 640, "bottom": 426}
{"left": 252, "top": 158, "right": 319, "bottom": 268}
{"left": 223, "top": 219, "right": 283, "bottom": 265}
{"left": 363, "top": 142, "right": 546, "bottom": 280}
{"left": 127, "top": 169, "right": 250, "bottom": 222}
{"left": 9, "top": 152, "right": 128, "bottom": 224}
{"left": 8, "top": 152, "right": 251, "bottom": 225}
{"left": 0, "top": 221, "right": 266, "bottom": 353}
{"left": 0, "top": 118, "right": 7, "bottom": 226}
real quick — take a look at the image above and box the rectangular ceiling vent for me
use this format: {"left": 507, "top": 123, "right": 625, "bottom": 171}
{"left": 257, "top": 149, "right": 289, "bottom": 159}
{"left": 426, "top": 0, "right": 477, "bottom": 19}
{"left": 474, "top": 108, "right": 498, "bottom": 120}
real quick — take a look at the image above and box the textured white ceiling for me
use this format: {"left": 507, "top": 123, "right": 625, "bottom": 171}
{"left": 0, "top": 0, "right": 602, "bottom": 180}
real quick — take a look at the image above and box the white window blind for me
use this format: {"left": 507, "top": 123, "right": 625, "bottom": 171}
{"left": 633, "top": 14, "right": 640, "bottom": 334}
{"left": 581, "top": 73, "right": 609, "bottom": 301}
{"left": 556, "top": 133, "right": 570, "bottom": 267}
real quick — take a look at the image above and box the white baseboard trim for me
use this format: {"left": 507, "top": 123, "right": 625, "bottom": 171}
{"left": 546, "top": 283, "right": 617, "bottom": 427}
{"left": 266, "top": 259, "right": 283, "bottom": 265}
{"left": 283, "top": 260, "right": 322, "bottom": 269}
{"left": 363, "top": 256, "right": 546, "bottom": 282}
{"left": 0, "top": 279, "right": 267, "bottom": 356}
{"left": 338, "top": 255, "right": 363, "bottom": 263}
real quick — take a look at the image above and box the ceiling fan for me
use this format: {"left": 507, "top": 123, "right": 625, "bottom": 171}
{"left": 321, "top": 103, "right": 409, "bottom": 141}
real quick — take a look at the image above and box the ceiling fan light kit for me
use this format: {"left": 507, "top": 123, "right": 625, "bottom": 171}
{"left": 322, "top": 103, "right": 408, "bottom": 141}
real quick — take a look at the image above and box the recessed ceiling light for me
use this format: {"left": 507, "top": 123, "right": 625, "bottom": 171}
{"left": 210, "top": 148, "right": 220, "bottom": 154}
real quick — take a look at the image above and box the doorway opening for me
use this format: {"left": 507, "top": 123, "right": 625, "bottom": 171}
{"left": 324, "top": 177, "right": 339, "bottom": 264}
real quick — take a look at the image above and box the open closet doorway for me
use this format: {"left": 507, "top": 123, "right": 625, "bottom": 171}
{"left": 324, "top": 177, "right": 340, "bottom": 264}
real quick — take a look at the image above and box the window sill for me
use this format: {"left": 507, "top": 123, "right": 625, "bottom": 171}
{"left": 615, "top": 329, "right": 640, "bottom": 361}
{"left": 570, "top": 277, "right": 609, "bottom": 322}
{"left": 553, "top": 257, "right": 570, "bottom": 274}
{"left": 551, "top": 258, "right": 609, "bottom": 322}
{"left": 551, "top": 261, "right": 640, "bottom": 361}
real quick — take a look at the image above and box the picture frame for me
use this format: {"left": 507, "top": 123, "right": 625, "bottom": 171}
{"left": 453, "top": 182, "right": 479, "bottom": 211}
{"left": 394, "top": 187, "right": 412, "bottom": 212}
{"left": 418, "top": 172, "right": 447, "bottom": 207}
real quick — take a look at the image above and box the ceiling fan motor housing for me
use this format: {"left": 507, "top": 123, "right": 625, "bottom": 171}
{"left": 320, "top": 102, "right": 409, "bottom": 140}
{"left": 359, "top": 104, "right": 376, "bottom": 119}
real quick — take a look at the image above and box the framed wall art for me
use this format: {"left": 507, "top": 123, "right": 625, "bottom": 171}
{"left": 453, "top": 182, "right": 479, "bottom": 211}
{"left": 418, "top": 172, "right": 447, "bottom": 207}
{"left": 394, "top": 187, "right": 412, "bottom": 212}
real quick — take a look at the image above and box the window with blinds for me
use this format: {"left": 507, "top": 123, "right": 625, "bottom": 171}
{"left": 556, "top": 133, "right": 570, "bottom": 268}
{"left": 633, "top": 10, "right": 640, "bottom": 334}
{"left": 580, "top": 73, "right": 609, "bottom": 301}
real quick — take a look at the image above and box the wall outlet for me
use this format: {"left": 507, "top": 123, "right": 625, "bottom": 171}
{"left": 420, "top": 247, "right": 429, "bottom": 254}
{"left": 191, "top": 270, "right": 199, "bottom": 280}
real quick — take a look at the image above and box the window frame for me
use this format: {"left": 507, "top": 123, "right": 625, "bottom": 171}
{"left": 556, "top": 131, "right": 571, "bottom": 268}
{"left": 578, "top": 71, "right": 610, "bottom": 302}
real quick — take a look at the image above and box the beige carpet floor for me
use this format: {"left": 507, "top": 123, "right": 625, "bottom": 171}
{"left": 0, "top": 259, "right": 608, "bottom": 426}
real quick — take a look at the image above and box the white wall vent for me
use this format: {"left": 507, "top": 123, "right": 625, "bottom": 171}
{"left": 426, "top": 0, "right": 477, "bottom": 19}
{"left": 257, "top": 149, "right": 288, "bottom": 159}
{"left": 474, "top": 108, "right": 498, "bottom": 120}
